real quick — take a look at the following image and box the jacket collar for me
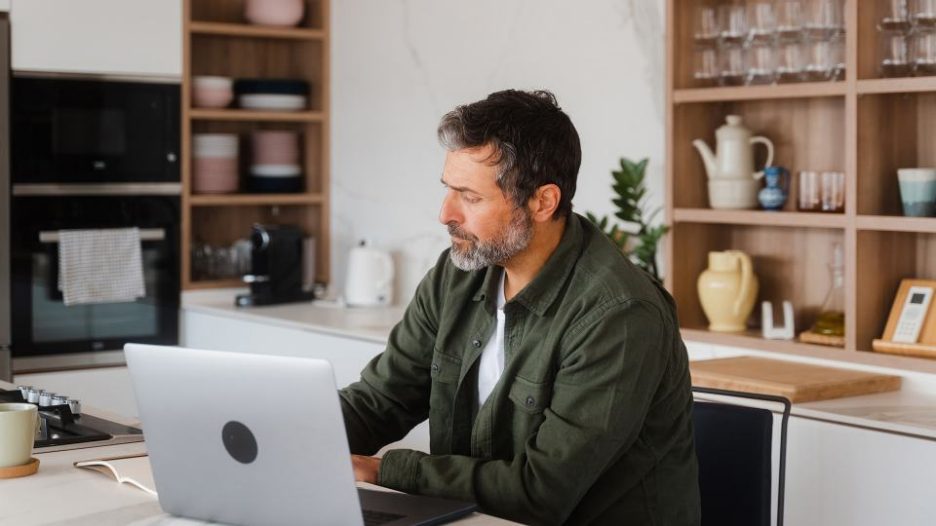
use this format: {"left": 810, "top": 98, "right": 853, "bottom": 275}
{"left": 472, "top": 213, "right": 585, "bottom": 317}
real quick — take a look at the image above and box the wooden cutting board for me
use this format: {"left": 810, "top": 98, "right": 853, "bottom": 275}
{"left": 690, "top": 356, "right": 902, "bottom": 403}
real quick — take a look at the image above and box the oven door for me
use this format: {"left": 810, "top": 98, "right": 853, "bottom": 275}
{"left": 11, "top": 75, "right": 180, "bottom": 184}
{"left": 9, "top": 194, "right": 180, "bottom": 371}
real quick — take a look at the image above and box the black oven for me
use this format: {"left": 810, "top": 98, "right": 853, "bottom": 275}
{"left": 3, "top": 74, "right": 181, "bottom": 376}
{"left": 11, "top": 75, "right": 179, "bottom": 184}
{"left": 9, "top": 194, "right": 180, "bottom": 370}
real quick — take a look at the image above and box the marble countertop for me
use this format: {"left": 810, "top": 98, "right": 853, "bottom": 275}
{"left": 182, "top": 290, "right": 936, "bottom": 442}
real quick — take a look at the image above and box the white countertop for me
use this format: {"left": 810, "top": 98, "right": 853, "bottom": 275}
{"left": 0, "top": 381, "right": 513, "bottom": 526}
{"left": 183, "top": 288, "right": 405, "bottom": 344}
{"left": 183, "top": 289, "right": 936, "bottom": 442}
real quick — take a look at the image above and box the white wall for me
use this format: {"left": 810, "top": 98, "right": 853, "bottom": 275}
{"left": 331, "top": 0, "right": 667, "bottom": 303}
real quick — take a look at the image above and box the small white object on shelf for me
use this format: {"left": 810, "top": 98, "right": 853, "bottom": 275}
{"left": 762, "top": 300, "right": 795, "bottom": 340}
{"left": 239, "top": 94, "right": 307, "bottom": 111}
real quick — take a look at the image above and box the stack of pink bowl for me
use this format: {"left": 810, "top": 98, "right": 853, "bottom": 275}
{"left": 245, "top": 0, "right": 305, "bottom": 27}
{"left": 249, "top": 131, "right": 302, "bottom": 193}
{"left": 193, "top": 134, "right": 239, "bottom": 194}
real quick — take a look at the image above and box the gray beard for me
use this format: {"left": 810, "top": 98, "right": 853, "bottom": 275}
{"left": 447, "top": 208, "right": 534, "bottom": 271}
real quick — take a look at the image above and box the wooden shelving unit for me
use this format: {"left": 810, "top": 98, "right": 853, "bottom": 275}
{"left": 666, "top": 0, "right": 936, "bottom": 373}
{"left": 182, "top": 0, "right": 330, "bottom": 289}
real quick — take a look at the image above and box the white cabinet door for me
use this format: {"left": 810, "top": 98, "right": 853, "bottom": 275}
{"left": 785, "top": 417, "right": 936, "bottom": 525}
{"left": 11, "top": 0, "right": 181, "bottom": 77}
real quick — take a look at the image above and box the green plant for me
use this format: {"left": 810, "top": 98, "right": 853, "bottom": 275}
{"left": 585, "top": 157, "right": 669, "bottom": 281}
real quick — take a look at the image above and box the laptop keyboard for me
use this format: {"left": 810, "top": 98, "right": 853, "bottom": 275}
{"left": 362, "top": 509, "right": 405, "bottom": 526}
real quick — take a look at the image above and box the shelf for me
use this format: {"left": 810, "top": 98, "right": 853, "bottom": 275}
{"left": 857, "top": 77, "right": 936, "bottom": 95}
{"left": 189, "top": 193, "right": 325, "bottom": 206}
{"left": 189, "top": 108, "right": 324, "bottom": 122}
{"left": 856, "top": 215, "right": 936, "bottom": 233}
{"left": 189, "top": 21, "right": 325, "bottom": 40}
{"left": 673, "top": 82, "right": 847, "bottom": 103}
{"left": 673, "top": 208, "right": 847, "bottom": 228}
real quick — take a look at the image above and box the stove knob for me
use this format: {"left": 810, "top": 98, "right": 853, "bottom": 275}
{"left": 52, "top": 395, "right": 68, "bottom": 407}
{"left": 26, "top": 388, "right": 41, "bottom": 404}
{"left": 17, "top": 385, "right": 32, "bottom": 399}
{"left": 67, "top": 398, "right": 81, "bottom": 416}
{"left": 39, "top": 391, "right": 54, "bottom": 407}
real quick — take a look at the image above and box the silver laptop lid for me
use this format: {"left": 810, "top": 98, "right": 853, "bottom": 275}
{"left": 125, "top": 343, "right": 364, "bottom": 526}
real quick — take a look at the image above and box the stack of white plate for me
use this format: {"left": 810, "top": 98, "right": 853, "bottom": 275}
{"left": 193, "top": 134, "right": 239, "bottom": 194}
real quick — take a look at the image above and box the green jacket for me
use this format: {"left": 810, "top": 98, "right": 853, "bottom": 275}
{"left": 340, "top": 213, "right": 700, "bottom": 525}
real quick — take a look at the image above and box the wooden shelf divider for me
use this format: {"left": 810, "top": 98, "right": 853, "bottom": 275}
{"left": 190, "top": 193, "right": 325, "bottom": 207}
{"left": 190, "top": 21, "right": 325, "bottom": 40}
{"left": 189, "top": 109, "right": 324, "bottom": 122}
{"left": 673, "top": 208, "right": 848, "bottom": 228}
{"left": 673, "top": 81, "right": 847, "bottom": 103}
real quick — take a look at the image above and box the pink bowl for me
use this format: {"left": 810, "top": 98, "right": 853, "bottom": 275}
{"left": 193, "top": 87, "right": 234, "bottom": 108}
{"left": 245, "top": 0, "right": 305, "bottom": 27}
{"left": 193, "top": 158, "right": 239, "bottom": 194}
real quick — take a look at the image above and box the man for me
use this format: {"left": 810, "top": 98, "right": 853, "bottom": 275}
{"left": 340, "top": 90, "right": 700, "bottom": 525}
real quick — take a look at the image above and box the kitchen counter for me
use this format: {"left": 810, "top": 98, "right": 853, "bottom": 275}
{"left": 184, "top": 289, "right": 936, "bottom": 442}
{"left": 0, "top": 381, "right": 514, "bottom": 526}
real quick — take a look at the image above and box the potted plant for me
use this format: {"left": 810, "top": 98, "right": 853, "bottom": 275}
{"left": 585, "top": 157, "right": 669, "bottom": 282}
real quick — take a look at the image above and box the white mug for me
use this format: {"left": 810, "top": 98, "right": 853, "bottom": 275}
{"left": 0, "top": 403, "right": 38, "bottom": 468}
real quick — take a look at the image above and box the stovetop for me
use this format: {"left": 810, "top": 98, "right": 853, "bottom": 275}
{"left": 0, "top": 388, "right": 144, "bottom": 451}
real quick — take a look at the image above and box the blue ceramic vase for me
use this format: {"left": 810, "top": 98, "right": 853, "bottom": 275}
{"left": 758, "top": 166, "right": 789, "bottom": 211}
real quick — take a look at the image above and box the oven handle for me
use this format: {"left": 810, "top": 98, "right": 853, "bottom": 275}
{"left": 13, "top": 183, "right": 182, "bottom": 197}
{"left": 38, "top": 228, "right": 166, "bottom": 244}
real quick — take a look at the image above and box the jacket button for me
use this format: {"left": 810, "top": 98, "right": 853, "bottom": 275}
{"left": 472, "top": 339, "right": 482, "bottom": 348}
{"left": 431, "top": 363, "right": 440, "bottom": 372}
{"left": 526, "top": 396, "right": 535, "bottom": 407}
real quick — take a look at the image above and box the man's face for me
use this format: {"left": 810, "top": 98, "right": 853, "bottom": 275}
{"left": 439, "top": 145, "right": 533, "bottom": 271}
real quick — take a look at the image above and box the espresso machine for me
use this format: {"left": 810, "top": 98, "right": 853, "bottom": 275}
{"left": 235, "top": 224, "right": 314, "bottom": 307}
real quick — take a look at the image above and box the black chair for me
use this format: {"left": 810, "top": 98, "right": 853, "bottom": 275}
{"left": 692, "top": 387, "right": 791, "bottom": 526}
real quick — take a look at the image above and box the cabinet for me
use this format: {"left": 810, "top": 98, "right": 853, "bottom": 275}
{"left": 666, "top": 0, "right": 936, "bottom": 374}
{"left": 10, "top": 0, "right": 181, "bottom": 77}
{"left": 182, "top": 0, "right": 330, "bottom": 289}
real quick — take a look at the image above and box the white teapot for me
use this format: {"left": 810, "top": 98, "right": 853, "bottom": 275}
{"left": 693, "top": 115, "right": 774, "bottom": 181}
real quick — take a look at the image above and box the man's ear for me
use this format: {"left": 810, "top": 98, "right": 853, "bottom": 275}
{"left": 530, "top": 184, "right": 561, "bottom": 222}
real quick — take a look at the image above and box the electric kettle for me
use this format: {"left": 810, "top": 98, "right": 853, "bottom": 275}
{"left": 344, "top": 240, "right": 395, "bottom": 307}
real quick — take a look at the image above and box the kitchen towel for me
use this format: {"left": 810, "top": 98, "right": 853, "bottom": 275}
{"left": 58, "top": 228, "right": 146, "bottom": 306}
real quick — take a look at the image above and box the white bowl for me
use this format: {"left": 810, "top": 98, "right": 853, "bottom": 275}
{"left": 250, "top": 164, "right": 302, "bottom": 177}
{"left": 193, "top": 76, "right": 233, "bottom": 90}
{"left": 239, "top": 94, "right": 307, "bottom": 111}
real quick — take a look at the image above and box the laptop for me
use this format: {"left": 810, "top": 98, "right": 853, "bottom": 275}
{"left": 124, "top": 343, "right": 477, "bottom": 526}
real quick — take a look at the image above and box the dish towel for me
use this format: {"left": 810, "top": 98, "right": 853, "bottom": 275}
{"left": 58, "top": 228, "right": 146, "bottom": 306}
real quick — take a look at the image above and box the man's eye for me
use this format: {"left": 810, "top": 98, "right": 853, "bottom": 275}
{"left": 463, "top": 194, "right": 481, "bottom": 204}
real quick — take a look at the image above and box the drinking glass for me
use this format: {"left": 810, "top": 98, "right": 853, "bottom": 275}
{"left": 805, "top": 0, "right": 844, "bottom": 39}
{"left": 776, "top": 39, "right": 806, "bottom": 82}
{"left": 880, "top": 32, "right": 912, "bottom": 77}
{"left": 799, "top": 171, "right": 820, "bottom": 211}
{"left": 829, "top": 36, "right": 846, "bottom": 80}
{"left": 719, "top": 2, "right": 748, "bottom": 44}
{"left": 776, "top": 0, "right": 804, "bottom": 41}
{"left": 912, "top": 29, "right": 936, "bottom": 75}
{"left": 694, "top": 45, "right": 721, "bottom": 87}
{"left": 745, "top": 41, "right": 776, "bottom": 85}
{"left": 695, "top": 4, "right": 720, "bottom": 45}
{"left": 804, "top": 38, "right": 834, "bottom": 81}
{"left": 912, "top": 0, "right": 936, "bottom": 28}
{"left": 747, "top": 1, "right": 776, "bottom": 43}
{"left": 820, "top": 171, "right": 845, "bottom": 213}
{"left": 879, "top": 0, "right": 911, "bottom": 31}
{"left": 720, "top": 43, "right": 746, "bottom": 85}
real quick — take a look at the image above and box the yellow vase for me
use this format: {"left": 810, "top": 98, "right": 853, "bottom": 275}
{"left": 697, "top": 250, "right": 758, "bottom": 332}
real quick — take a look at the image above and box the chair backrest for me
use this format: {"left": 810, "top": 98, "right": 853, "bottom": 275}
{"left": 692, "top": 387, "right": 790, "bottom": 526}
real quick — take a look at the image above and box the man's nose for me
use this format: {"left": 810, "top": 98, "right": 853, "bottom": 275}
{"left": 439, "top": 191, "right": 460, "bottom": 226}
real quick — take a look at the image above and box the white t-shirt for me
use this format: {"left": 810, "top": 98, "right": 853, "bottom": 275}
{"left": 477, "top": 271, "right": 507, "bottom": 408}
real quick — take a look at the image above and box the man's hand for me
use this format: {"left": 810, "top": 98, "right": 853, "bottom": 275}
{"left": 351, "top": 455, "right": 381, "bottom": 484}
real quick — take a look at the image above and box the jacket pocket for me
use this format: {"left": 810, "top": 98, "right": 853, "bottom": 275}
{"left": 430, "top": 349, "right": 462, "bottom": 384}
{"left": 508, "top": 375, "right": 550, "bottom": 415}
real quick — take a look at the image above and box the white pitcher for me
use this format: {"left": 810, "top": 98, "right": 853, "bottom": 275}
{"left": 693, "top": 115, "right": 774, "bottom": 181}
